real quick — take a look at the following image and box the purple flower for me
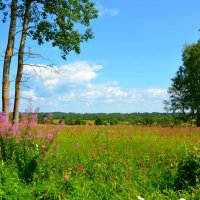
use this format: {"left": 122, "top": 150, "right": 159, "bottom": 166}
{"left": 28, "top": 97, "right": 33, "bottom": 103}
{"left": 37, "top": 132, "right": 44, "bottom": 139}
{"left": 43, "top": 117, "right": 48, "bottom": 123}
{"left": 0, "top": 113, "right": 7, "bottom": 122}
{"left": 35, "top": 107, "right": 40, "bottom": 112}
{"left": 60, "top": 120, "right": 65, "bottom": 125}
{"left": 24, "top": 109, "right": 29, "bottom": 113}
{"left": 46, "top": 134, "right": 53, "bottom": 140}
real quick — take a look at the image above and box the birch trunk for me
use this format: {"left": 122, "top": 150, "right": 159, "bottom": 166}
{"left": 2, "top": 0, "right": 17, "bottom": 120}
{"left": 13, "top": 0, "right": 31, "bottom": 123}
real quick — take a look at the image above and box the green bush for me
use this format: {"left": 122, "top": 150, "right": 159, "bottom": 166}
{"left": 174, "top": 146, "right": 200, "bottom": 190}
{"left": 94, "top": 117, "right": 107, "bottom": 125}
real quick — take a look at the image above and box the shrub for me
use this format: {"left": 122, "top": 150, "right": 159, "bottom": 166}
{"left": 94, "top": 117, "right": 107, "bottom": 125}
{"left": 174, "top": 146, "right": 200, "bottom": 190}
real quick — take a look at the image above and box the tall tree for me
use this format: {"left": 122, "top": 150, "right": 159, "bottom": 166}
{"left": 12, "top": 0, "right": 98, "bottom": 123}
{"left": 165, "top": 40, "right": 200, "bottom": 126}
{"left": 2, "top": 0, "right": 17, "bottom": 119}
{"left": 13, "top": 0, "right": 32, "bottom": 123}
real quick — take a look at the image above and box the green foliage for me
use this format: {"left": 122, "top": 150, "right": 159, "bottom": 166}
{"left": 39, "top": 112, "right": 183, "bottom": 126}
{"left": 94, "top": 117, "right": 107, "bottom": 125}
{"left": 166, "top": 40, "right": 200, "bottom": 126}
{"left": 28, "top": 0, "right": 98, "bottom": 59}
{"left": 174, "top": 146, "right": 200, "bottom": 190}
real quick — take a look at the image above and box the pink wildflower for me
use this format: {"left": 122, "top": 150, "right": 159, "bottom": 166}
{"left": 60, "top": 120, "right": 65, "bottom": 125}
{"left": 37, "top": 132, "right": 44, "bottom": 139}
{"left": 46, "top": 134, "right": 53, "bottom": 140}
{"left": 0, "top": 113, "right": 7, "bottom": 122}
{"left": 35, "top": 107, "right": 40, "bottom": 113}
{"left": 43, "top": 117, "right": 48, "bottom": 123}
{"left": 28, "top": 97, "right": 33, "bottom": 103}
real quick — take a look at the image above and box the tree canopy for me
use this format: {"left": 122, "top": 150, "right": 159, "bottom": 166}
{"left": 165, "top": 40, "right": 200, "bottom": 126}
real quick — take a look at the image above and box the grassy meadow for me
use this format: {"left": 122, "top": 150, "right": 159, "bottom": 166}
{"left": 0, "top": 124, "right": 200, "bottom": 199}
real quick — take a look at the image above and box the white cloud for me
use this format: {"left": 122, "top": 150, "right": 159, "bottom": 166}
{"left": 21, "top": 89, "right": 45, "bottom": 102}
{"left": 19, "top": 61, "right": 168, "bottom": 113}
{"left": 143, "top": 88, "right": 167, "bottom": 99}
{"left": 96, "top": 1, "right": 119, "bottom": 17}
{"left": 81, "top": 84, "right": 128, "bottom": 101}
{"left": 58, "top": 92, "right": 76, "bottom": 102}
{"left": 100, "top": 8, "right": 118, "bottom": 17}
{"left": 24, "top": 61, "right": 102, "bottom": 93}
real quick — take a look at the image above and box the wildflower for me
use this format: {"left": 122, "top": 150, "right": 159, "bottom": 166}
{"left": 137, "top": 196, "right": 144, "bottom": 200}
{"left": 48, "top": 113, "right": 52, "bottom": 118}
{"left": 35, "top": 107, "right": 40, "bottom": 113}
{"left": 31, "top": 114, "right": 37, "bottom": 121}
{"left": 0, "top": 113, "right": 7, "bottom": 122}
{"left": 60, "top": 120, "right": 65, "bottom": 125}
{"left": 12, "top": 124, "right": 19, "bottom": 133}
{"left": 37, "top": 132, "right": 44, "bottom": 139}
{"left": 28, "top": 97, "right": 33, "bottom": 103}
{"left": 46, "top": 134, "right": 53, "bottom": 140}
{"left": 179, "top": 198, "right": 186, "bottom": 200}
{"left": 43, "top": 117, "right": 48, "bottom": 124}
{"left": 24, "top": 109, "right": 29, "bottom": 113}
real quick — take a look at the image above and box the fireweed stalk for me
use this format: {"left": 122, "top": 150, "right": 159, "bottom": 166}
{"left": 0, "top": 107, "right": 63, "bottom": 182}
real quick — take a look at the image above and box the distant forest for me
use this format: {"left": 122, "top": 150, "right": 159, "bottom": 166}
{"left": 35, "top": 112, "right": 195, "bottom": 126}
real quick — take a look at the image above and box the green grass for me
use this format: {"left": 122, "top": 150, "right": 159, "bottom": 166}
{"left": 1, "top": 126, "right": 200, "bottom": 199}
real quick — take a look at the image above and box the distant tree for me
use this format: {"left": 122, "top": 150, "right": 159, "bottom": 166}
{"left": 94, "top": 117, "right": 107, "bottom": 125}
{"left": 165, "top": 41, "right": 200, "bottom": 126}
{"left": 109, "top": 119, "right": 119, "bottom": 125}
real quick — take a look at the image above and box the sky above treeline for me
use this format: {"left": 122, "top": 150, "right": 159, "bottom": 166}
{"left": 0, "top": 0, "right": 200, "bottom": 113}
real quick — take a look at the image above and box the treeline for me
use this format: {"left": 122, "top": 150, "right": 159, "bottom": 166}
{"left": 36, "top": 112, "right": 196, "bottom": 126}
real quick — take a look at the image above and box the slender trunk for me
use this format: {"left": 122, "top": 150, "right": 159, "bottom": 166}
{"left": 2, "top": 0, "right": 17, "bottom": 120}
{"left": 196, "top": 109, "right": 200, "bottom": 127}
{"left": 13, "top": 0, "right": 31, "bottom": 123}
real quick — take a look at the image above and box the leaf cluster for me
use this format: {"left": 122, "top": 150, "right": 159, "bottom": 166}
{"left": 1, "top": 0, "right": 98, "bottom": 59}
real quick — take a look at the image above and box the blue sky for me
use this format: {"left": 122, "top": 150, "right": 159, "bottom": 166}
{"left": 1, "top": 0, "right": 200, "bottom": 113}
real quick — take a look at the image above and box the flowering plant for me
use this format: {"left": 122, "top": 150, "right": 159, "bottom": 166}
{"left": 0, "top": 107, "right": 59, "bottom": 182}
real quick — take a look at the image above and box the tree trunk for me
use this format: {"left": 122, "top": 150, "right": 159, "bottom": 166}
{"left": 196, "top": 109, "right": 200, "bottom": 127}
{"left": 13, "top": 0, "right": 31, "bottom": 123}
{"left": 2, "top": 0, "right": 17, "bottom": 120}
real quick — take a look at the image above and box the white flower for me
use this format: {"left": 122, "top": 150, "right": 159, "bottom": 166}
{"left": 137, "top": 196, "right": 144, "bottom": 200}
{"left": 179, "top": 198, "right": 186, "bottom": 200}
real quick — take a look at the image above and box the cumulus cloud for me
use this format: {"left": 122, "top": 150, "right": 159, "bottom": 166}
{"left": 19, "top": 61, "right": 168, "bottom": 113}
{"left": 143, "top": 88, "right": 167, "bottom": 99}
{"left": 23, "top": 61, "right": 102, "bottom": 93}
{"left": 58, "top": 92, "right": 76, "bottom": 102}
{"left": 21, "top": 89, "right": 45, "bottom": 102}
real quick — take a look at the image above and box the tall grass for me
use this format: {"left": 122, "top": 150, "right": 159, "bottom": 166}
{"left": 53, "top": 126, "right": 200, "bottom": 199}
{"left": 0, "top": 122, "right": 199, "bottom": 199}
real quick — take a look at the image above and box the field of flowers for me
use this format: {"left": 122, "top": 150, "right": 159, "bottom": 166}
{"left": 0, "top": 112, "right": 199, "bottom": 199}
